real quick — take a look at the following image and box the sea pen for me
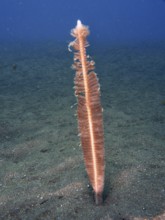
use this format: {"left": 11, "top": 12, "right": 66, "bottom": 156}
{"left": 69, "top": 20, "right": 105, "bottom": 205}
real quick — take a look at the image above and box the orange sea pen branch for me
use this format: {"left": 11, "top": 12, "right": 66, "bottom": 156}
{"left": 69, "top": 20, "right": 105, "bottom": 205}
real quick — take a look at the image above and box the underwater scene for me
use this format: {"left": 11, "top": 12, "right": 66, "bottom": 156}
{"left": 0, "top": 1, "right": 165, "bottom": 219}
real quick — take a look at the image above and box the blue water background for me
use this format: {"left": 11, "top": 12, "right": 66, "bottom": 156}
{"left": 0, "top": 0, "right": 165, "bottom": 44}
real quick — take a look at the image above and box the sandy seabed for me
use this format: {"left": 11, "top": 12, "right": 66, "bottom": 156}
{"left": 0, "top": 41, "right": 165, "bottom": 220}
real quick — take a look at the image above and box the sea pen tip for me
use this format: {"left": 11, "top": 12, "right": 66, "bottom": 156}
{"left": 77, "top": 19, "right": 82, "bottom": 28}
